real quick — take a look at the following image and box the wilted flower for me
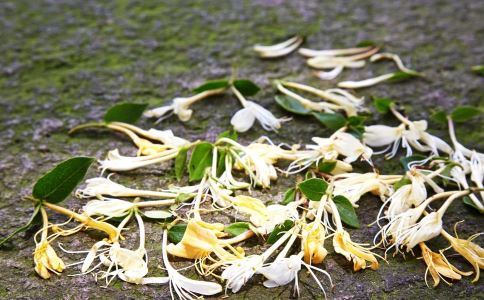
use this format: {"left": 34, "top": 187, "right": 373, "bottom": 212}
{"left": 162, "top": 230, "right": 223, "bottom": 299}
{"left": 333, "top": 230, "right": 379, "bottom": 271}
{"left": 144, "top": 88, "right": 227, "bottom": 122}
{"left": 253, "top": 35, "right": 304, "bottom": 58}
{"left": 301, "top": 221, "right": 328, "bottom": 264}
{"left": 333, "top": 173, "right": 395, "bottom": 206}
{"left": 442, "top": 226, "right": 484, "bottom": 283}
{"left": 397, "top": 212, "right": 443, "bottom": 252}
{"left": 98, "top": 148, "right": 179, "bottom": 172}
{"left": 249, "top": 202, "right": 299, "bottom": 235}
{"left": 419, "top": 242, "right": 470, "bottom": 287}
{"left": 305, "top": 46, "right": 379, "bottom": 71}
{"left": 370, "top": 53, "right": 422, "bottom": 76}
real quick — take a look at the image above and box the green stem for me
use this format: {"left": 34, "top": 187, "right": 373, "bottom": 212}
{"left": 68, "top": 122, "right": 106, "bottom": 134}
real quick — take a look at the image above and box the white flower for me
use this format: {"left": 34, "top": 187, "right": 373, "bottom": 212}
{"left": 253, "top": 36, "right": 303, "bottom": 58}
{"left": 83, "top": 199, "right": 134, "bottom": 218}
{"left": 76, "top": 176, "right": 179, "bottom": 200}
{"left": 338, "top": 73, "right": 396, "bottom": 89}
{"left": 231, "top": 100, "right": 287, "bottom": 132}
{"left": 370, "top": 53, "right": 421, "bottom": 76}
{"left": 333, "top": 173, "right": 392, "bottom": 205}
{"left": 399, "top": 212, "right": 442, "bottom": 251}
{"left": 314, "top": 65, "right": 345, "bottom": 80}
{"left": 250, "top": 203, "right": 299, "bottom": 235}
{"left": 99, "top": 148, "right": 179, "bottom": 172}
{"left": 162, "top": 230, "right": 223, "bottom": 299}
{"left": 330, "top": 131, "right": 373, "bottom": 163}
{"left": 221, "top": 255, "right": 264, "bottom": 293}
{"left": 299, "top": 45, "right": 374, "bottom": 58}
{"left": 364, "top": 124, "right": 404, "bottom": 148}
{"left": 257, "top": 254, "right": 301, "bottom": 288}
{"left": 145, "top": 128, "right": 190, "bottom": 148}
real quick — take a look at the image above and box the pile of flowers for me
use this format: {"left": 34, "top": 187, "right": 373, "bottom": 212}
{"left": 1, "top": 35, "right": 482, "bottom": 299}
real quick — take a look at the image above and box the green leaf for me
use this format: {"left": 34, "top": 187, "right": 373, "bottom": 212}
{"left": 347, "top": 116, "right": 366, "bottom": 127}
{"left": 471, "top": 65, "right": 484, "bottom": 76}
{"left": 0, "top": 205, "right": 41, "bottom": 247}
{"left": 400, "top": 154, "right": 427, "bottom": 171}
{"left": 33, "top": 157, "right": 95, "bottom": 203}
{"left": 224, "top": 222, "right": 250, "bottom": 237}
{"left": 451, "top": 106, "right": 481, "bottom": 123}
{"left": 267, "top": 220, "right": 294, "bottom": 244}
{"left": 143, "top": 210, "right": 173, "bottom": 220}
{"left": 274, "top": 95, "right": 311, "bottom": 115}
{"left": 463, "top": 196, "right": 484, "bottom": 213}
{"left": 175, "top": 147, "right": 189, "bottom": 181}
{"left": 317, "top": 161, "right": 337, "bottom": 173}
{"left": 431, "top": 111, "right": 448, "bottom": 125}
{"left": 298, "top": 178, "right": 328, "bottom": 201}
{"left": 312, "top": 112, "right": 346, "bottom": 130}
{"left": 168, "top": 224, "right": 187, "bottom": 243}
{"left": 193, "top": 79, "right": 230, "bottom": 93}
{"left": 217, "top": 130, "right": 238, "bottom": 141}
{"left": 104, "top": 103, "right": 148, "bottom": 124}
{"left": 332, "top": 195, "right": 360, "bottom": 228}
{"left": 232, "top": 79, "right": 260, "bottom": 97}
{"left": 175, "top": 193, "right": 193, "bottom": 203}
{"left": 394, "top": 176, "right": 411, "bottom": 190}
{"left": 373, "top": 97, "right": 394, "bottom": 114}
{"left": 188, "top": 142, "right": 213, "bottom": 182}
{"left": 388, "top": 71, "right": 418, "bottom": 83}
{"left": 216, "top": 149, "right": 227, "bottom": 177}
{"left": 281, "top": 187, "right": 296, "bottom": 205}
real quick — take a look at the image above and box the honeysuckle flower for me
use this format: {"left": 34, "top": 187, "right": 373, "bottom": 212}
{"left": 370, "top": 53, "right": 422, "bottom": 76}
{"left": 144, "top": 88, "right": 227, "bottom": 122}
{"left": 108, "top": 122, "right": 190, "bottom": 148}
{"left": 287, "top": 131, "right": 371, "bottom": 175}
{"left": 230, "top": 86, "right": 289, "bottom": 132}
{"left": 83, "top": 199, "right": 135, "bottom": 218}
{"left": 364, "top": 108, "right": 452, "bottom": 159}
{"left": 419, "top": 242, "right": 471, "bottom": 287}
{"left": 217, "top": 138, "right": 278, "bottom": 188}
{"left": 301, "top": 221, "right": 328, "bottom": 264}
{"left": 221, "top": 228, "right": 297, "bottom": 293}
{"left": 162, "top": 230, "right": 223, "bottom": 299}
{"left": 258, "top": 253, "right": 302, "bottom": 288}
{"left": 305, "top": 47, "right": 379, "bottom": 70}
{"left": 99, "top": 147, "right": 179, "bottom": 172}
{"left": 448, "top": 116, "right": 484, "bottom": 162}
{"left": 76, "top": 176, "right": 181, "bottom": 200}
{"left": 299, "top": 45, "right": 375, "bottom": 58}
{"left": 441, "top": 226, "right": 484, "bottom": 283}
{"left": 333, "top": 173, "right": 396, "bottom": 206}
{"left": 333, "top": 230, "right": 379, "bottom": 271}
{"left": 398, "top": 212, "right": 443, "bottom": 252}
{"left": 276, "top": 81, "right": 364, "bottom": 116}
{"left": 33, "top": 207, "right": 65, "bottom": 279}
{"left": 253, "top": 35, "right": 304, "bottom": 58}
{"left": 249, "top": 202, "right": 300, "bottom": 235}
{"left": 167, "top": 220, "right": 242, "bottom": 262}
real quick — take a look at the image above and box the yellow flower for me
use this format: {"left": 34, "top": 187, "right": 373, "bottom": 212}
{"left": 419, "top": 242, "right": 470, "bottom": 287}
{"left": 33, "top": 240, "right": 65, "bottom": 279}
{"left": 167, "top": 220, "right": 240, "bottom": 261}
{"left": 301, "top": 222, "right": 328, "bottom": 264}
{"left": 442, "top": 229, "right": 484, "bottom": 283}
{"left": 333, "top": 230, "right": 379, "bottom": 271}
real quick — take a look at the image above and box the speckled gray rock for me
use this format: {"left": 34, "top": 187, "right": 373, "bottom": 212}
{"left": 0, "top": 0, "right": 483, "bottom": 299}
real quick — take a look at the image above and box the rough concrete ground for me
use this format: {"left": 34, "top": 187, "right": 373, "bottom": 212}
{"left": 0, "top": 0, "right": 483, "bottom": 299}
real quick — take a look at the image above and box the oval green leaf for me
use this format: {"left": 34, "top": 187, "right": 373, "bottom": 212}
{"left": 175, "top": 146, "right": 189, "bottom": 181}
{"left": 332, "top": 195, "right": 360, "bottom": 228}
{"left": 317, "top": 161, "right": 337, "bottom": 173}
{"left": 104, "top": 103, "right": 148, "bottom": 124}
{"left": 451, "top": 106, "right": 481, "bottom": 123}
{"left": 274, "top": 95, "right": 311, "bottom": 115}
{"left": 298, "top": 178, "right": 328, "bottom": 201}
{"left": 373, "top": 97, "right": 394, "bottom": 114}
{"left": 224, "top": 222, "right": 250, "bottom": 237}
{"left": 33, "top": 157, "right": 95, "bottom": 203}
{"left": 188, "top": 142, "right": 213, "bottom": 182}
{"left": 193, "top": 79, "right": 230, "bottom": 93}
{"left": 267, "top": 220, "right": 294, "bottom": 244}
{"left": 281, "top": 187, "right": 296, "bottom": 205}
{"left": 168, "top": 223, "right": 187, "bottom": 243}
{"left": 312, "top": 112, "right": 346, "bottom": 130}
{"left": 233, "top": 79, "right": 260, "bottom": 97}
{"left": 431, "top": 110, "right": 448, "bottom": 125}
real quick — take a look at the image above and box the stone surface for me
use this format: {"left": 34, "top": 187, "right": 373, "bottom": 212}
{"left": 0, "top": 0, "right": 483, "bottom": 299}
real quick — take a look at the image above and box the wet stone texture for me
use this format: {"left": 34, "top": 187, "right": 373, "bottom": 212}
{"left": 0, "top": 0, "right": 483, "bottom": 299}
